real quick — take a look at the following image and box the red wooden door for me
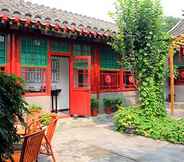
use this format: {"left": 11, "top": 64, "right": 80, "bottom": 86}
{"left": 70, "top": 56, "right": 91, "bottom": 116}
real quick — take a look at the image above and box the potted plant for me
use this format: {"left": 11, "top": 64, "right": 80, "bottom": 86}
{"left": 103, "top": 98, "right": 113, "bottom": 114}
{"left": 27, "top": 104, "right": 42, "bottom": 120}
{"left": 91, "top": 98, "right": 99, "bottom": 116}
{"left": 0, "top": 73, "right": 28, "bottom": 161}
{"left": 40, "top": 113, "right": 52, "bottom": 126}
{"left": 112, "top": 98, "right": 123, "bottom": 112}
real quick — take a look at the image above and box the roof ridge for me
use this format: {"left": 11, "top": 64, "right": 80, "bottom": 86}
{"left": 24, "top": 0, "right": 115, "bottom": 25}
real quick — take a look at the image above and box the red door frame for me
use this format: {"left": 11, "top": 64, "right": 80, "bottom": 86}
{"left": 50, "top": 51, "right": 71, "bottom": 114}
{"left": 70, "top": 55, "right": 91, "bottom": 116}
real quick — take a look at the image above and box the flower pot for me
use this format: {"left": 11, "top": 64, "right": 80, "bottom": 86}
{"left": 91, "top": 108, "right": 98, "bottom": 116}
{"left": 104, "top": 107, "right": 112, "bottom": 114}
{"left": 50, "top": 113, "right": 58, "bottom": 120}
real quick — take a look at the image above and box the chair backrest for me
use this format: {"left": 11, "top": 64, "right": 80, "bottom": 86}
{"left": 20, "top": 130, "right": 45, "bottom": 162}
{"left": 26, "top": 119, "right": 42, "bottom": 135}
{"left": 45, "top": 119, "right": 58, "bottom": 144}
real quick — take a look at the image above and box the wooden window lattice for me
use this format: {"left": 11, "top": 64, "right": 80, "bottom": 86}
{"left": 21, "top": 67, "right": 47, "bottom": 93}
{"left": 100, "top": 48, "right": 120, "bottom": 69}
{"left": 100, "top": 71, "right": 120, "bottom": 90}
{"left": 21, "top": 37, "right": 48, "bottom": 66}
{"left": 0, "top": 35, "right": 6, "bottom": 65}
{"left": 73, "top": 44, "right": 91, "bottom": 56}
{"left": 51, "top": 41, "right": 69, "bottom": 53}
{"left": 123, "top": 71, "right": 135, "bottom": 88}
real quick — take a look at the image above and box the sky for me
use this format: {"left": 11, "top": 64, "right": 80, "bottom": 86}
{"left": 25, "top": 0, "right": 184, "bottom": 22}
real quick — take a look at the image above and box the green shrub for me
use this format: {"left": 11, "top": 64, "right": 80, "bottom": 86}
{"left": 0, "top": 73, "right": 28, "bottom": 160}
{"left": 103, "top": 98, "right": 113, "bottom": 107}
{"left": 113, "top": 106, "right": 184, "bottom": 144}
{"left": 40, "top": 113, "right": 52, "bottom": 126}
{"left": 112, "top": 98, "right": 123, "bottom": 112}
{"left": 91, "top": 98, "right": 99, "bottom": 110}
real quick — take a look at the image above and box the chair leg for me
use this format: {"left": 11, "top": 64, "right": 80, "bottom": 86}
{"left": 48, "top": 144, "right": 56, "bottom": 162}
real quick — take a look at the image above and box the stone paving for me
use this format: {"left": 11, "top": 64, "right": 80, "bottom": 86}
{"left": 39, "top": 114, "right": 184, "bottom": 162}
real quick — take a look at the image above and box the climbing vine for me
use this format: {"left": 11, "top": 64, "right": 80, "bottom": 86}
{"left": 112, "top": 0, "right": 170, "bottom": 117}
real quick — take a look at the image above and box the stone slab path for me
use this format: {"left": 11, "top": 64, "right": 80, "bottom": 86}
{"left": 39, "top": 114, "right": 184, "bottom": 162}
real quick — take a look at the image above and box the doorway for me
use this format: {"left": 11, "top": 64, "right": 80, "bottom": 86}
{"left": 70, "top": 56, "right": 91, "bottom": 116}
{"left": 51, "top": 56, "right": 69, "bottom": 112}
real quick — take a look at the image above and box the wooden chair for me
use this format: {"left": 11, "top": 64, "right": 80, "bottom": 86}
{"left": 25, "top": 119, "right": 42, "bottom": 135}
{"left": 7, "top": 130, "right": 45, "bottom": 162}
{"left": 40, "top": 118, "right": 58, "bottom": 162}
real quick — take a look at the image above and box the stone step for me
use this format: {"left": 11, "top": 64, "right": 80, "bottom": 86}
{"left": 167, "top": 102, "right": 184, "bottom": 109}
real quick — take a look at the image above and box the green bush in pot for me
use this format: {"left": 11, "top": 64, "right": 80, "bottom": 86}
{"left": 103, "top": 98, "right": 113, "bottom": 114}
{"left": 91, "top": 98, "right": 99, "bottom": 116}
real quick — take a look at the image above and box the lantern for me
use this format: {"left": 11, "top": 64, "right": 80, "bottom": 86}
{"left": 105, "top": 74, "right": 112, "bottom": 84}
{"left": 128, "top": 75, "right": 134, "bottom": 84}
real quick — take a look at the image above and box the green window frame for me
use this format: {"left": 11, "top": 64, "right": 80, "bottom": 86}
{"left": 174, "top": 50, "right": 184, "bottom": 68}
{"left": 21, "top": 37, "right": 48, "bottom": 66}
{"left": 0, "top": 34, "right": 6, "bottom": 65}
{"left": 100, "top": 48, "right": 120, "bottom": 69}
{"left": 73, "top": 44, "right": 91, "bottom": 56}
{"left": 51, "top": 40, "right": 69, "bottom": 53}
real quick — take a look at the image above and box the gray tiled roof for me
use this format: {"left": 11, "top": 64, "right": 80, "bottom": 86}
{"left": 0, "top": 0, "right": 117, "bottom": 34}
{"left": 170, "top": 19, "right": 184, "bottom": 37}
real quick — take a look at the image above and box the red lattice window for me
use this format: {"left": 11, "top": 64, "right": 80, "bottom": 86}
{"left": 77, "top": 70, "right": 88, "bottom": 87}
{"left": 73, "top": 59, "right": 90, "bottom": 88}
{"left": 175, "top": 68, "right": 184, "bottom": 85}
{"left": 123, "top": 71, "right": 135, "bottom": 88}
{"left": 100, "top": 71, "right": 120, "bottom": 90}
{"left": 21, "top": 67, "right": 47, "bottom": 93}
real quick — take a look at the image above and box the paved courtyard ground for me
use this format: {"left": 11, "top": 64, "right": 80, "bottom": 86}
{"left": 39, "top": 113, "right": 184, "bottom": 162}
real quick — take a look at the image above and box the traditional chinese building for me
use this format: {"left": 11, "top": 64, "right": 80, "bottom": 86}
{"left": 0, "top": 0, "right": 137, "bottom": 116}
{"left": 169, "top": 19, "right": 184, "bottom": 104}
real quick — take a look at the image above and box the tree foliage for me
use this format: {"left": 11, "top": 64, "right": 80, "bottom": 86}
{"left": 112, "top": 0, "right": 170, "bottom": 117}
{"left": 163, "top": 16, "right": 181, "bottom": 32}
{"left": 0, "top": 73, "right": 27, "bottom": 160}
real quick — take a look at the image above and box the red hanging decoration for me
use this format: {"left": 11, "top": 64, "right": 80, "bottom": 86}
{"left": 180, "top": 71, "right": 184, "bottom": 79}
{"left": 105, "top": 74, "right": 112, "bottom": 84}
{"left": 128, "top": 75, "right": 134, "bottom": 84}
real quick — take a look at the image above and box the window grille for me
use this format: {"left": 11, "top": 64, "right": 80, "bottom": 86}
{"left": 21, "top": 67, "right": 46, "bottom": 93}
{"left": 51, "top": 40, "right": 69, "bottom": 52}
{"left": 100, "top": 48, "right": 120, "bottom": 69}
{"left": 73, "top": 44, "right": 91, "bottom": 56}
{"left": 51, "top": 56, "right": 61, "bottom": 83}
{"left": 123, "top": 71, "right": 135, "bottom": 88}
{"left": 100, "top": 71, "right": 120, "bottom": 90}
{"left": 73, "top": 59, "right": 89, "bottom": 88}
{"left": 0, "top": 35, "right": 6, "bottom": 65}
{"left": 21, "top": 37, "right": 48, "bottom": 66}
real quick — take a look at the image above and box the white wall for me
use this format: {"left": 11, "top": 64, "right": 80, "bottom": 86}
{"left": 25, "top": 96, "right": 51, "bottom": 111}
{"left": 58, "top": 57, "right": 69, "bottom": 109}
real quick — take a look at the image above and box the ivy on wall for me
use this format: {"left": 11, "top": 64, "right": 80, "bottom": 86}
{"left": 112, "top": 0, "right": 170, "bottom": 117}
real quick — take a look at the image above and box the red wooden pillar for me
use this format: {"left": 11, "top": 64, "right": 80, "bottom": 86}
{"left": 10, "top": 34, "right": 21, "bottom": 76}
{"left": 120, "top": 68, "right": 124, "bottom": 90}
{"left": 47, "top": 40, "right": 52, "bottom": 96}
{"left": 94, "top": 47, "right": 100, "bottom": 98}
